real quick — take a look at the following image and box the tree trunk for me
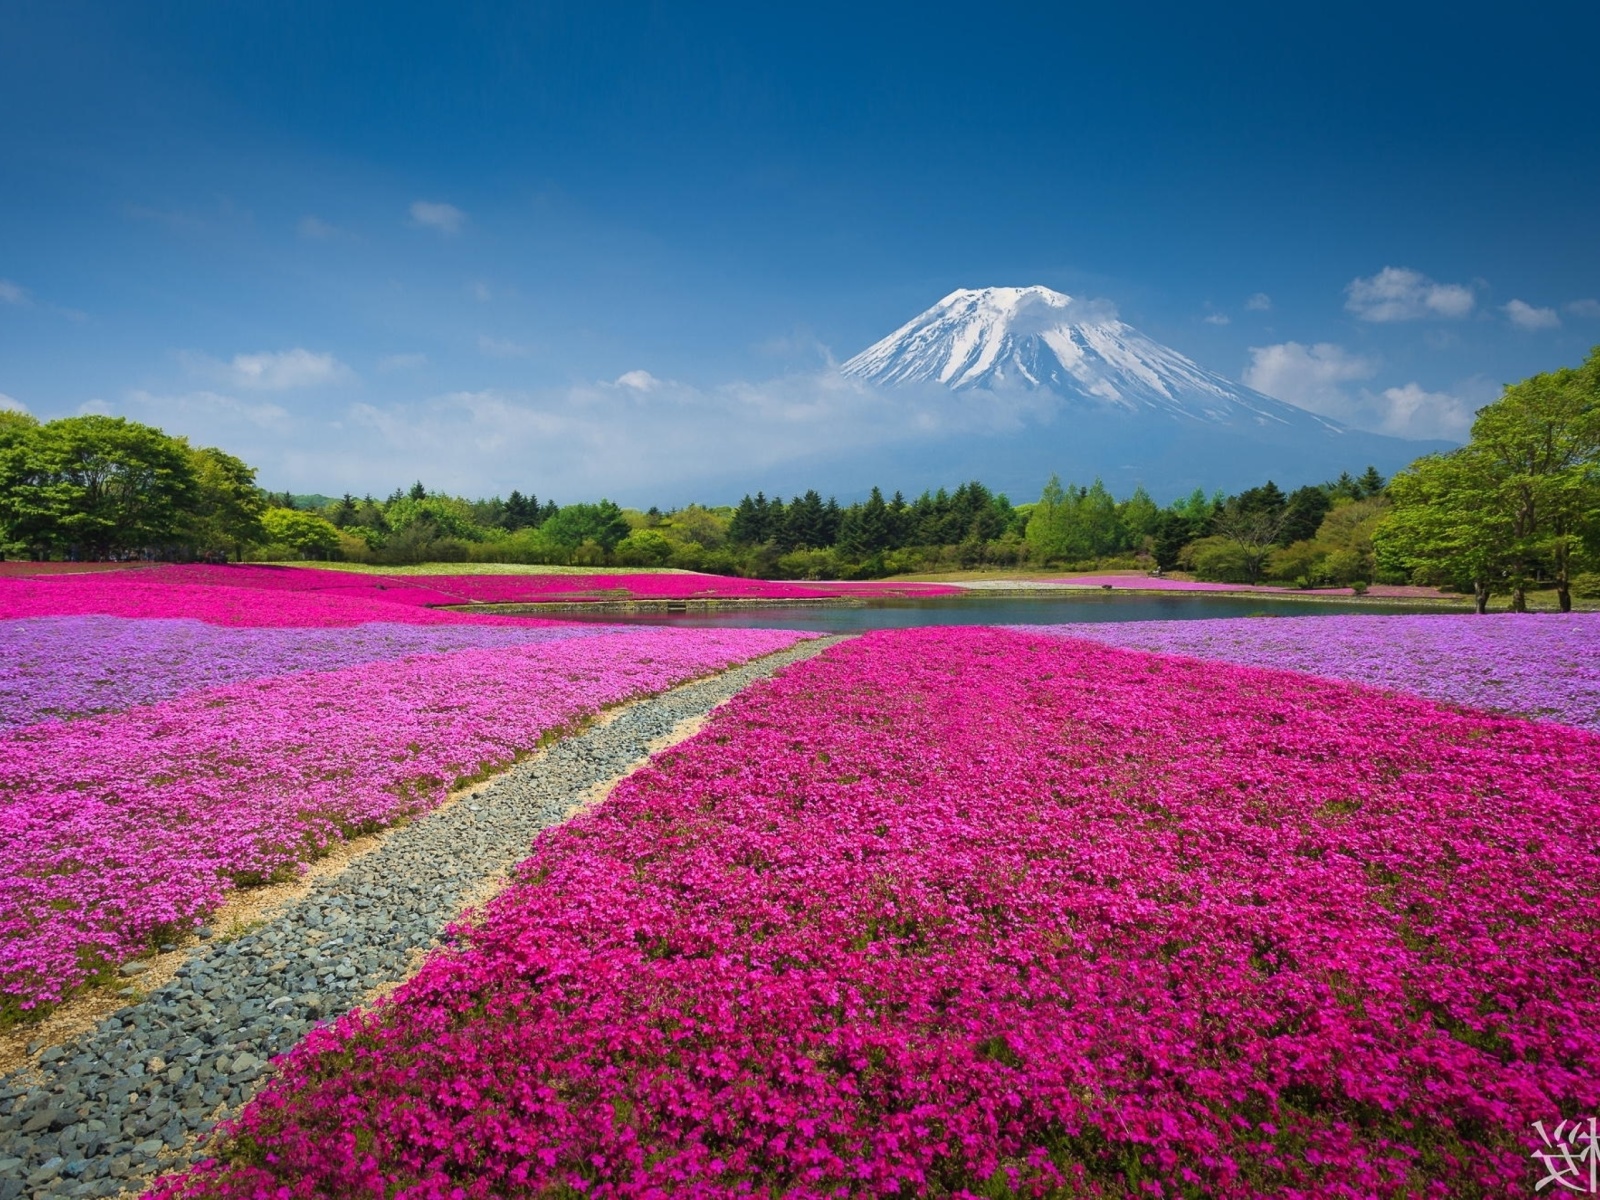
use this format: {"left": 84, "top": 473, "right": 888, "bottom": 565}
{"left": 1558, "top": 582, "right": 1572, "bottom": 613}
{"left": 1511, "top": 585, "right": 1527, "bottom": 613}
{"left": 1474, "top": 580, "right": 1489, "bottom": 614}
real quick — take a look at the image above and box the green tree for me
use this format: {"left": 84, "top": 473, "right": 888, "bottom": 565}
{"left": 1467, "top": 355, "right": 1600, "bottom": 610}
{"left": 1374, "top": 447, "right": 1516, "bottom": 613}
{"left": 0, "top": 411, "right": 42, "bottom": 555}
{"left": 261, "top": 508, "right": 342, "bottom": 559}
{"left": 0, "top": 415, "right": 197, "bottom": 558}
{"left": 541, "top": 500, "right": 631, "bottom": 552}
{"left": 1119, "top": 485, "right": 1160, "bottom": 546}
{"left": 1205, "top": 497, "right": 1288, "bottom": 583}
{"left": 185, "top": 446, "right": 266, "bottom": 560}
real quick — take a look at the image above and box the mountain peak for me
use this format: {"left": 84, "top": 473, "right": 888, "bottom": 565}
{"left": 840, "top": 286, "right": 1340, "bottom": 433}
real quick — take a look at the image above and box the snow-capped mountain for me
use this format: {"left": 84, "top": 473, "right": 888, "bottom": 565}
{"left": 841, "top": 285, "right": 1338, "bottom": 431}
{"left": 802, "top": 285, "right": 1451, "bottom": 500}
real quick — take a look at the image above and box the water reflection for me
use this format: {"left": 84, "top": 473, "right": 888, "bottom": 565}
{"left": 549, "top": 592, "right": 1463, "bottom": 632}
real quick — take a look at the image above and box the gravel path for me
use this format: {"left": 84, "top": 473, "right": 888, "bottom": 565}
{"left": 0, "top": 636, "right": 841, "bottom": 1198}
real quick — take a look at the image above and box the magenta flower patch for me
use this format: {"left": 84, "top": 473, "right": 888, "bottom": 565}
{"left": 1028, "top": 612, "right": 1600, "bottom": 732}
{"left": 0, "top": 626, "right": 811, "bottom": 1014}
{"left": 152, "top": 628, "right": 1600, "bottom": 1197}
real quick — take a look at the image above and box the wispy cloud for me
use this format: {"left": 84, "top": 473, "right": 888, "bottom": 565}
{"left": 130, "top": 389, "right": 292, "bottom": 431}
{"left": 297, "top": 215, "right": 340, "bottom": 239}
{"left": 1244, "top": 340, "right": 1480, "bottom": 439}
{"left": 0, "top": 392, "right": 28, "bottom": 413}
{"left": 163, "top": 365, "right": 1089, "bottom": 501}
{"left": 1202, "top": 312, "right": 1230, "bottom": 326}
{"left": 1567, "top": 298, "right": 1600, "bottom": 319}
{"left": 1344, "top": 267, "right": 1476, "bottom": 322}
{"left": 1501, "top": 299, "right": 1560, "bottom": 330}
{"left": 183, "top": 348, "right": 354, "bottom": 391}
{"left": 409, "top": 200, "right": 466, "bottom": 235}
{"left": 1244, "top": 293, "right": 1272, "bottom": 312}
{"left": 0, "top": 279, "right": 32, "bottom": 307}
{"left": 377, "top": 352, "right": 429, "bottom": 372}
{"left": 477, "top": 334, "right": 529, "bottom": 358}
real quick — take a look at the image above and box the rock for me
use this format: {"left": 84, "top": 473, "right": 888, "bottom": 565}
{"left": 118, "top": 962, "right": 150, "bottom": 977}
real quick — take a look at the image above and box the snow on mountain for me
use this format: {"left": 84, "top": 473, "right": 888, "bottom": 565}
{"left": 841, "top": 285, "right": 1341, "bottom": 431}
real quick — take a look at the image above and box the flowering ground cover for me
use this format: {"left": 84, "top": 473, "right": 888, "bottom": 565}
{"left": 1032, "top": 612, "right": 1600, "bottom": 734}
{"left": 0, "top": 572, "right": 543, "bottom": 627}
{"left": 0, "top": 616, "right": 612, "bottom": 727}
{"left": 0, "top": 626, "right": 811, "bottom": 1021}
{"left": 157, "top": 627, "right": 1600, "bottom": 1197}
{"left": 0, "top": 564, "right": 960, "bottom": 625}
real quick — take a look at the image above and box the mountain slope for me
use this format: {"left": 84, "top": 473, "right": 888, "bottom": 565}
{"left": 842, "top": 285, "right": 1340, "bottom": 432}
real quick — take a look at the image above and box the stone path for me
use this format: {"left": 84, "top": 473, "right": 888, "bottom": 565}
{"left": 0, "top": 636, "right": 841, "bottom": 1199}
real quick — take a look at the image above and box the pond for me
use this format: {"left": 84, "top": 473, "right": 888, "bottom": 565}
{"left": 551, "top": 592, "right": 1464, "bottom": 632}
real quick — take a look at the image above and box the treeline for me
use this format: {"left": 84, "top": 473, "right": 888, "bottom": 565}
{"left": 268, "top": 480, "right": 1030, "bottom": 579}
{"left": 0, "top": 408, "right": 1424, "bottom": 586}
{"left": 3, "top": 347, "right": 1593, "bottom": 600}
{"left": 274, "top": 470, "right": 1396, "bottom": 585}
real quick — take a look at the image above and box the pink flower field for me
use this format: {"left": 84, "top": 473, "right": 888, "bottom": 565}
{"left": 1030, "top": 612, "right": 1600, "bottom": 733}
{"left": 0, "top": 564, "right": 960, "bottom": 627}
{"left": 154, "top": 627, "right": 1600, "bottom": 1198}
{"left": 0, "top": 569, "right": 814, "bottom": 1022}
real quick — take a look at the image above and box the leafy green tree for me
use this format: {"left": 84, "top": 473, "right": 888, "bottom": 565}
{"left": 1375, "top": 447, "right": 1516, "bottom": 613}
{"left": 0, "top": 411, "right": 42, "bottom": 555}
{"left": 614, "top": 529, "right": 673, "bottom": 566}
{"left": 1205, "top": 497, "right": 1288, "bottom": 583}
{"left": 0, "top": 415, "right": 197, "bottom": 558}
{"left": 1118, "top": 485, "right": 1160, "bottom": 545}
{"left": 261, "top": 508, "right": 342, "bottom": 559}
{"left": 1279, "top": 486, "right": 1332, "bottom": 545}
{"left": 1025, "top": 477, "right": 1123, "bottom": 563}
{"left": 541, "top": 500, "right": 630, "bottom": 552}
{"left": 1467, "top": 354, "right": 1600, "bottom": 610}
{"left": 1269, "top": 497, "right": 1389, "bottom": 587}
{"left": 385, "top": 494, "right": 482, "bottom": 542}
{"left": 186, "top": 445, "right": 266, "bottom": 560}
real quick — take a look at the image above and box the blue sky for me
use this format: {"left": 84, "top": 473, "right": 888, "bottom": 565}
{"left": 2, "top": 0, "right": 1597, "bottom": 503}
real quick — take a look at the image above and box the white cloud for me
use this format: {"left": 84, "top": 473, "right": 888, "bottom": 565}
{"left": 184, "top": 348, "right": 353, "bottom": 391}
{"left": 0, "top": 279, "right": 32, "bottom": 307}
{"left": 409, "top": 200, "right": 466, "bottom": 235}
{"left": 1243, "top": 342, "right": 1378, "bottom": 413}
{"left": 1503, "top": 299, "right": 1561, "bottom": 331}
{"left": 297, "top": 215, "right": 338, "bottom": 239}
{"left": 1567, "top": 298, "right": 1600, "bottom": 319}
{"left": 179, "top": 364, "right": 1087, "bottom": 502}
{"left": 615, "top": 369, "right": 661, "bottom": 390}
{"left": 0, "top": 392, "right": 28, "bottom": 413}
{"left": 477, "top": 334, "right": 529, "bottom": 358}
{"left": 1202, "top": 312, "right": 1230, "bottom": 326}
{"left": 1243, "top": 340, "right": 1482, "bottom": 440}
{"left": 128, "top": 389, "right": 292, "bottom": 432}
{"left": 377, "top": 353, "right": 429, "bottom": 372}
{"left": 1244, "top": 293, "right": 1272, "bottom": 312}
{"left": 1344, "top": 267, "right": 1476, "bottom": 322}
{"left": 77, "top": 398, "right": 113, "bottom": 416}
{"left": 1372, "top": 383, "right": 1477, "bottom": 441}
{"left": 472, "top": 281, "right": 492, "bottom": 302}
